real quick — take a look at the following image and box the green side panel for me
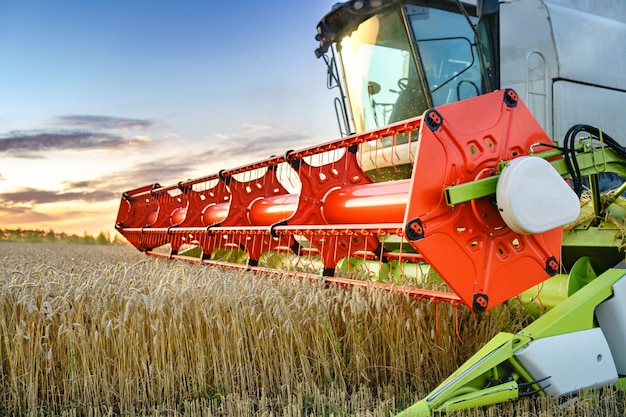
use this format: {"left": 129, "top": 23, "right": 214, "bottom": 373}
{"left": 515, "top": 273, "right": 569, "bottom": 317}
{"left": 398, "top": 267, "right": 626, "bottom": 416}
{"left": 396, "top": 332, "right": 532, "bottom": 416}
{"left": 396, "top": 400, "right": 430, "bottom": 417}
{"left": 513, "top": 258, "right": 598, "bottom": 317}
{"left": 520, "top": 267, "right": 626, "bottom": 339}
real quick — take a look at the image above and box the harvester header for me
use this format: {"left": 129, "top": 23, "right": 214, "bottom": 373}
{"left": 117, "top": 89, "right": 572, "bottom": 314}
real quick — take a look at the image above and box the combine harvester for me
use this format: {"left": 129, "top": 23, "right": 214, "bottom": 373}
{"left": 116, "top": 0, "right": 626, "bottom": 415}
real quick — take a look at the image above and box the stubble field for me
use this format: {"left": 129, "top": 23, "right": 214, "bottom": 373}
{"left": 0, "top": 242, "right": 623, "bottom": 416}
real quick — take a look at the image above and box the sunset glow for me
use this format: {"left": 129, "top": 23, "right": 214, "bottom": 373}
{"left": 0, "top": 1, "right": 338, "bottom": 238}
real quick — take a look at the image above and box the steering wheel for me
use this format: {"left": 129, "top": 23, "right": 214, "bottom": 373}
{"left": 397, "top": 78, "right": 409, "bottom": 91}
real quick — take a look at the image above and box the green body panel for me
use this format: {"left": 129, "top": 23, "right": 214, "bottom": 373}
{"left": 516, "top": 257, "right": 598, "bottom": 317}
{"left": 562, "top": 223, "right": 625, "bottom": 273}
{"left": 445, "top": 146, "right": 626, "bottom": 206}
{"left": 445, "top": 176, "right": 498, "bottom": 206}
{"left": 398, "top": 266, "right": 626, "bottom": 416}
{"left": 397, "top": 332, "right": 531, "bottom": 416}
{"left": 520, "top": 267, "right": 626, "bottom": 339}
{"left": 515, "top": 273, "right": 570, "bottom": 317}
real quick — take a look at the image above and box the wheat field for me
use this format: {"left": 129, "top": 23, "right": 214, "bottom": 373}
{"left": 1, "top": 242, "right": 624, "bottom": 416}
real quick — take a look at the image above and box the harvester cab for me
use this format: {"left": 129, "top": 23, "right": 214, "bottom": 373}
{"left": 115, "top": 0, "right": 626, "bottom": 415}
{"left": 316, "top": 0, "right": 493, "bottom": 180}
{"left": 315, "top": 0, "right": 492, "bottom": 133}
{"left": 316, "top": 0, "right": 626, "bottom": 177}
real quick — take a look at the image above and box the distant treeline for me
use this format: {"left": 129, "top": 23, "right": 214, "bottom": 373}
{"left": 0, "top": 228, "right": 126, "bottom": 245}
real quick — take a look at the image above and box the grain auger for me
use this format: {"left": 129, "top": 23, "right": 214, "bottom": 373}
{"left": 116, "top": 0, "right": 626, "bottom": 414}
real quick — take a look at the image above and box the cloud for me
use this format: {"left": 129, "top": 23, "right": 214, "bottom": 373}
{"left": 72, "top": 155, "right": 204, "bottom": 194}
{"left": 0, "top": 205, "right": 53, "bottom": 223}
{"left": 242, "top": 122, "right": 272, "bottom": 133}
{"left": 85, "top": 134, "right": 311, "bottom": 193}
{"left": 1, "top": 132, "right": 315, "bottom": 210}
{"left": 0, "top": 113, "right": 156, "bottom": 157}
{"left": 0, "top": 153, "right": 206, "bottom": 207}
{"left": 198, "top": 133, "right": 311, "bottom": 162}
{"left": 212, "top": 133, "right": 233, "bottom": 140}
{"left": 0, "top": 187, "right": 118, "bottom": 205}
{"left": 0, "top": 130, "right": 150, "bottom": 155}
{"left": 52, "top": 115, "right": 153, "bottom": 130}
{"left": 0, "top": 164, "right": 186, "bottom": 212}
{"left": 65, "top": 180, "right": 91, "bottom": 188}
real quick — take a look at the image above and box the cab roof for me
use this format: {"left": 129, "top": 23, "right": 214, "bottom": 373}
{"left": 315, "top": 0, "right": 478, "bottom": 57}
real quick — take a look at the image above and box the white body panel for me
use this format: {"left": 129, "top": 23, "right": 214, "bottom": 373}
{"left": 514, "top": 328, "right": 618, "bottom": 396}
{"left": 499, "top": 0, "right": 626, "bottom": 144}
{"left": 596, "top": 276, "right": 626, "bottom": 375}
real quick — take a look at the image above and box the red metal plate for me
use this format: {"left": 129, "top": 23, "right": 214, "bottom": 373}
{"left": 405, "top": 90, "right": 562, "bottom": 313}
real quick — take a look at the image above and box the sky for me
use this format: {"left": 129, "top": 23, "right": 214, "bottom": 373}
{"left": 0, "top": 1, "right": 340, "bottom": 238}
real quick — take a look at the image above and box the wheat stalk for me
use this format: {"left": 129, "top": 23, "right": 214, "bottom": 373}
{"left": 1, "top": 242, "right": 618, "bottom": 416}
